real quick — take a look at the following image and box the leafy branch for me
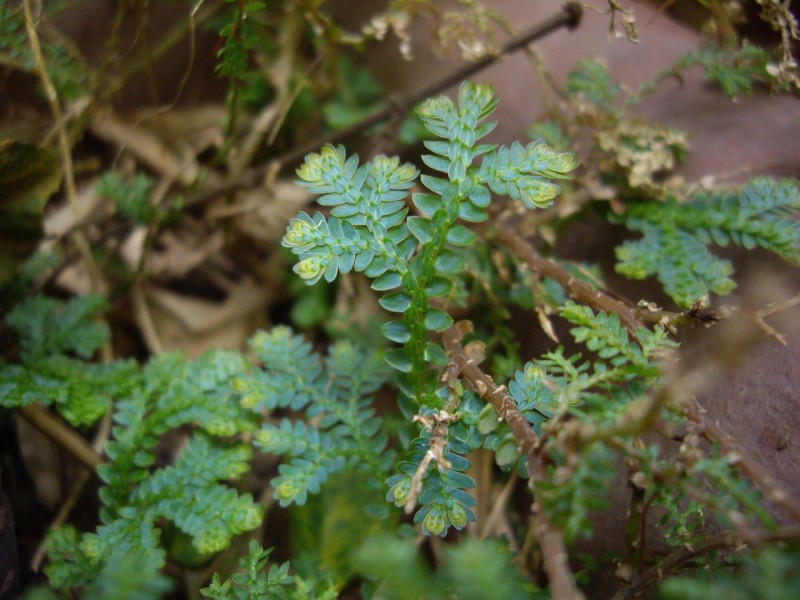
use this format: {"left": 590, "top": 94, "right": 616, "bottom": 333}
{"left": 613, "top": 178, "right": 800, "bottom": 307}
{"left": 283, "top": 81, "right": 577, "bottom": 407}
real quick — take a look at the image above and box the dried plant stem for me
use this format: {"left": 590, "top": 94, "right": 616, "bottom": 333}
{"left": 612, "top": 525, "right": 800, "bottom": 600}
{"left": 753, "top": 291, "right": 800, "bottom": 346}
{"left": 28, "top": 410, "right": 111, "bottom": 572}
{"left": 114, "top": 0, "right": 222, "bottom": 93}
{"left": 442, "top": 326, "right": 583, "bottom": 600}
{"left": 498, "top": 228, "right": 643, "bottom": 336}
{"left": 23, "top": 0, "right": 102, "bottom": 296}
{"left": 687, "top": 401, "right": 800, "bottom": 524}
{"left": 19, "top": 405, "right": 103, "bottom": 471}
{"left": 183, "top": 2, "right": 583, "bottom": 208}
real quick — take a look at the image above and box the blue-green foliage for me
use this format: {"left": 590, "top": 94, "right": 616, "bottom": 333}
{"left": 233, "top": 326, "right": 392, "bottom": 508}
{"left": 387, "top": 418, "right": 477, "bottom": 537}
{"left": 566, "top": 58, "right": 621, "bottom": 113}
{"left": 46, "top": 519, "right": 172, "bottom": 597}
{"left": 505, "top": 301, "right": 670, "bottom": 428}
{"left": 663, "top": 44, "right": 782, "bottom": 99}
{"left": 691, "top": 449, "right": 775, "bottom": 530}
{"left": 202, "top": 539, "right": 338, "bottom": 600}
{"left": 48, "top": 345, "right": 263, "bottom": 587}
{"left": 6, "top": 294, "right": 108, "bottom": 359}
{"left": 456, "top": 303, "right": 673, "bottom": 538}
{"left": 96, "top": 172, "right": 159, "bottom": 224}
{"left": 0, "top": 2, "right": 89, "bottom": 100}
{"left": 98, "top": 349, "right": 258, "bottom": 523}
{"left": 614, "top": 178, "right": 800, "bottom": 307}
{"left": 283, "top": 81, "right": 577, "bottom": 406}
{"left": 0, "top": 295, "right": 138, "bottom": 427}
{"left": 0, "top": 296, "right": 265, "bottom": 588}
{"left": 535, "top": 441, "right": 617, "bottom": 543}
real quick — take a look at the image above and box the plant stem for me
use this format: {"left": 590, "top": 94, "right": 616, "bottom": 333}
{"left": 498, "top": 228, "right": 643, "bottom": 336}
{"left": 19, "top": 405, "right": 102, "bottom": 470}
{"left": 442, "top": 324, "right": 584, "bottom": 600}
{"left": 687, "top": 401, "right": 800, "bottom": 524}
{"left": 611, "top": 526, "right": 800, "bottom": 600}
{"left": 23, "top": 0, "right": 103, "bottom": 298}
{"left": 182, "top": 2, "right": 584, "bottom": 208}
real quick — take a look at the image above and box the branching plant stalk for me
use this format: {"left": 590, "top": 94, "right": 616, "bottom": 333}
{"left": 498, "top": 228, "right": 643, "bottom": 336}
{"left": 23, "top": 0, "right": 103, "bottom": 298}
{"left": 182, "top": 2, "right": 583, "bottom": 209}
{"left": 442, "top": 325, "right": 583, "bottom": 600}
{"left": 611, "top": 526, "right": 800, "bottom": 600}
{"left": 687, "top": 401, "right": 800, "bottom": 523}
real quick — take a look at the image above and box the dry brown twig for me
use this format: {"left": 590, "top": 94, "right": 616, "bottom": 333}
{"left": 687, "top": 401, "right": 800, "bottom": 524}
{"left": 441, "top": 322, "right": 583, "bottom": 600}
{"left": 498, "top": 228, "right": 643, "bottom": 336}
{"left": 181, "top": 2, "right": 584, "bottom": 210}
{"left": 612, "top": 526, "right": 800, "bottom": 600}
{"left": 22, "top": 0, "right": 104, "bottom": 298}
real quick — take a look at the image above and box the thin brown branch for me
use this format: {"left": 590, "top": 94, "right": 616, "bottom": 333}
{"left": 23, "top": 0, "right": 102, "bottom": 295}
{"left": 182, "top": 2, "right": 583, "bottom": 208}
{"left": 687, "top": 402, "right": 800, "bottom": 524}
{"left": 612, "top": 526, "right": 800, "bottom": 600}
{"left": 19, "top": 404, "right": 103, "bottom": 471}
{"left": 29, "top": 410, "right": 112, "bottom": 572}
{"left": 498, "top": 228, "right": 643, "bottom": 337}
{"left": 114, "top": 0, "right": 224, "bottom": 92}
{"left": 442, "top": 324, "right": 583, "bottom": 600}
{"left": 753, "top": 291, "right": 800, "bottom": 346}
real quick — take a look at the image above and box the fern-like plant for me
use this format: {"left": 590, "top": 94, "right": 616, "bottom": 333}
{"left": 282, "top": 80, "right": 577, "bottom": 537}
{"left": 232, "top": 326, "right": 392, "bottom": 509}
{"left": 282, "top": 81, "right": 576, "bottom": 404}
{"left": 614, "top": 178, "right": 800, "bottom": 307}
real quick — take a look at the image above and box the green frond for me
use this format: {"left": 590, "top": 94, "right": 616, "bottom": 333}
{"left": 0, "top": 356, "right": 137, "bottom": 427}
{"left": 566, "top": 58, "right": 620, "bottom": 112}
{"left": 234, "top": 326, "right": 324, "bottom": 411}
{"left": 387, "top": 420, "right": 477, "bottom": 538}
{"left": 202, "top": 541, "right": 290, "bottom": 599}
{"left": 285, "top": 148, "right": 418, "bottom": 284}
{"left": 560, "top": 302, "right": 647, "bottom": 366}
{"left": 660, "top": 545, "right": 800, "bottom": 599}
{"left": 535, "top": 441, "right": 616, "bottom": 542}
{"left": 443, "top": 538, "right": 537, "bottom": 598}
{"left": 45, "top": 519, "right": 168, "bottom": 594}
{"left": 103, "top": 428, "right": 261, "bottom": 555}
{"left": 284, "top": 82, "right": 575, "bottom": 409}
{"left": 1, "top": 295, "right": 138, "bottom": 427}
{"left": 615, "top": 178, "right": 800, "bottom": 307}
{"left": 6, "top": 294, "right": 109, "bottom": 360}
{"left": 508, "top": 364, "right": 558, "bottom": 430}
{"left": 671, "top": 44, "right": 779, "bottom": 98}
{"left": 244, "top": 330, "right": 392, "bottom": 507}
{"left": 478, "top": 140, "right": 578, "bottom": 209}
{"left": 201, "top": 539, "right": 338, "bottom": 599}
{"left": 272, "top": 457, "right": 344, "bottom": 507}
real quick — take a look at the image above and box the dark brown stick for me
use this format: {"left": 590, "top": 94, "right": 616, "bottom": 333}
{"left": 612, "top": 526, "right": 800, "bottom": 600}
{"left": 442, "top": 325, "right": 583, "bottom": 600}
{"left": 498, "top": 228, "right": 643, "bottom": 336}
{"left": 183, "top": 2, "right": 584, "bottom": 208}
{"left": 687, "top": 402, "right": 800, "bottom": 524}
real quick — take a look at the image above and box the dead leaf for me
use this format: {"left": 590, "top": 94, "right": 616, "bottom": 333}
{"left": 140, "top": 280, "right": 271, "bottom": 356}
{"left": 146, "top": 229, "right": 225, "bottom": 278}
{"left": 222, "top": 181, "right": 312, "bottom": 243}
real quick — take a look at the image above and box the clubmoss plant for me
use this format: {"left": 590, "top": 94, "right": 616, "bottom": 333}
{"left": 282, "top": 81, "right": 578, "bottom": 409}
